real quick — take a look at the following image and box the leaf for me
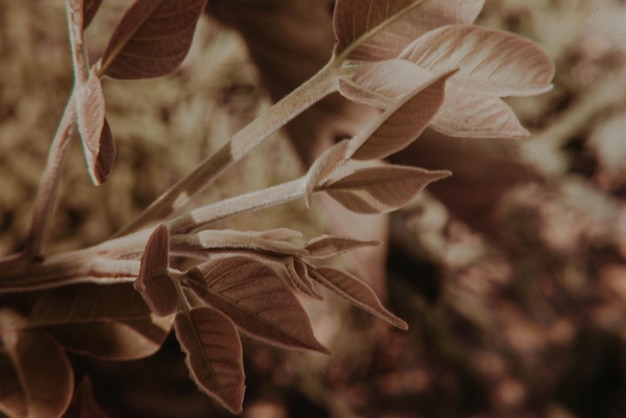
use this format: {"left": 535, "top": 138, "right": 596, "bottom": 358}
{"left": 283, "top": 257, "right": 323, "bottom": 300}
{"left": 99, "top": 0, "right": 208, "bottom": 79}
{"left": 399, "top": 25, "right": 555, "bottom": 97}
{"left": 61, "top": 377, "right": 110, "bottom": 418}
{"left": 333, "top": 0, "right": 485, "bottom": 61}
{"left": 310, "top": 267, "right": 408, "bottom": 330}
{"left": 0, "top": 323, "right": 74, "bottom": 418}
{"left": 303, "top": 139, "right": 350, "bottom": 207}
{"left": 305, "top": 235, "right": 380, "bottom": 260}
{"left": 347, "top": 68, "right": 453, "bottom": 160}
{"left": 187, "top": 256, "right": 330, "bottom": 354}
{"left": 27, "top": 284, "right": 171, "bottom": 360}
{"left": 83, "top": 0, "right": 104, "bottom": 29}
{"left": 75, "top": 68, "right": 115, "bottom": 185}
{"left": 174, "top": 307, "right": 245, "bottom": 414}
{"left": 431, "top": 86, "right": 529, "bottom": 138}
{"left": 135, "top": 224, "right": 178, "bottom": 316}
{"left": 319, "top": 164, "right": 451, "bottom": 214}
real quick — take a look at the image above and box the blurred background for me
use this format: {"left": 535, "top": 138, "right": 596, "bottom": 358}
{"left": 1, "top": 0, "right": 626, "bottom": 417}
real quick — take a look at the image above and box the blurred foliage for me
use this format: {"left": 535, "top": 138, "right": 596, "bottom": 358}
{"left": 1, "top": 0, "right": 626, "bottom": 417}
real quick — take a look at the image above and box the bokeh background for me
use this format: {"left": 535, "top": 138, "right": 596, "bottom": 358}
{"left": 1, "top": 0, "right": 626, "bottom": 417}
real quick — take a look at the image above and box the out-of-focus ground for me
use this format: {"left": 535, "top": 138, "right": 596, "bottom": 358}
{"left": 1, "top": 0, "right": 626, "bottom": 417}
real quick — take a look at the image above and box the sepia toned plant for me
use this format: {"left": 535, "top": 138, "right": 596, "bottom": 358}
{"left": 0, "top": 0, "right": 553, "bottom": 416}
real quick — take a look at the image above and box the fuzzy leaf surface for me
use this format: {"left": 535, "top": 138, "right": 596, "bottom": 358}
{"left": 135, "top": 224, "right": 177, "bottom": 316}
{"left": 400, "top": 25, "right": 555, "bottom": 97}
{"left": 99, "top": 0, "right": 208, "bottom": 79}
{"left": 188, "top": 256, "right": 330, "bottom": 353}
{"left": 175, "top": 307, "right": 245, "bottom": 414}
{"left": 27, "top": 284, "right": 171, "bottom": 360}
{"left": 311, "top": 267, "right": 408, "bottom": 330}
{"left": 0, "top": 326, "right": 74, "bottom": 418}
{"left": 320, "top": 165, "right": 451, "bottom": 214}
{"left": 333, "top": 0, "right": 484, "bottom": 61}
{"left": 305, "top": 235, "right": 380, "bottom": 260}
{"left": 304, "top": 139, "right": 350, "bottom": 207}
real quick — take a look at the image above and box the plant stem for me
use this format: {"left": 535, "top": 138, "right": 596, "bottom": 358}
{"left": 23, "top": 93, "right": 78, "bottom": 261}
{"left": 116, "top": 61, "right": 337, "bottom": 236}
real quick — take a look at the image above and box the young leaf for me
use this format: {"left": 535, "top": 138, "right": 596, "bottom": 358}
{"left": 431, "top": 86, "right": 529, "bottom": 138}
{"left": 187, "top": 256, "right": 330, "bottom": 354}
{"left": 400, "top": 25, "right": 555, "bottom": 97}
{"left": 283, "top": 257, "right": 323, "bottom": 300}
{"left": 98, "top": 0, "right": 208, "bottom": 79}
{"left": 62, "top": 377, "right": 110, "bottom": 418}
{"left": 310, "top": 267, "right": 408, "bottom": 330}
{"left": 27, "top": 284, "right": 171, "bottom": 360}
{"left": 83, "top": 0, "right": 104, "bottom": 29}
{"left": 75, "top": 69, "right": 115, "bottom": 185}
{"left": 0, "top": 328, "right": 74, "bottom": 418}
{"left": 135, "top": 224, "right": 178, "bottom": 316}
{"left": 304, "top": 235, "right": 380, "bottom": 260}
{"left": 319, "top": 165, "right": 451, "bottom": 214}
{"left": 303, "top": 139, "right": 350, "bottom": 207}
{"left": 175, "top": 307, "right": 245, "bottom": 415}
{"left": 333, "top": 0, "right": 485, "bottom": 61}
{"left": 347, "top": 69, "right": 453, "bottom": 160}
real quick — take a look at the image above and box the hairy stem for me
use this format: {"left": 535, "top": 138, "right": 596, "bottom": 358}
{"left": 116, "top": 62, "right": 337, "bottom": 236}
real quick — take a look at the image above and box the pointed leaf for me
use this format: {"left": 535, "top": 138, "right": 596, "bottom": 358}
{"left": 319, "top": 165, "right": 451, "bottom": 214}
{"left": 62, "top": 377, "right": 110, "bottom": 418}
{"left": 333, "top": 0, "right": 485, "bottom": 61}
{"left": 400, "top": 25, "right": 554, "bottom": 97}
{"left": 187, "top": 256, "right": 330, "bottom": 353}
{"left": 27, "top": 284, "right": 171, "bottom": 360}
{"left": 305, "top": 235, "right": 380, "bottom": 260}
{"left": 135, "top": 224, "right": 178, "bottom": 316}
{"left": 99, "top": 0, "right": 208, "bottom": 79}
{"left": 83, "top": 0, "right": 104, "bottom": 29}
{"left": 0, "top": 325, "right": 74, "bottom": 418}
{"left": 304, "top": 139, "right": 350, "bottom": 207}
{"left": 348, "top": 69, "right": 453, "bottom": 160}
{"left": 254, "top": 228, "right": 303, "bottom": 242}
{"left": 431, "top": 86, "right": 529, "bottom": 138}
{"left": 283, "top": 257, "right": 323, "bottom": 300}
{"left": 175, "top": 307, "right": 245, "bottom": 414}
{"left": 310, "top": 267, "right": 408, "bottom": 330}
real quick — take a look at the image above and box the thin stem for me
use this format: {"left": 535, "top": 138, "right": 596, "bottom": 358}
{"left": 23, "top": 93, "right": 78, "bottom": 261}
{"left": 116, "top": 61, "right": 337, "bottom": 236}
{"left": 168, "top": 178, "right": 306, "bottom": 234}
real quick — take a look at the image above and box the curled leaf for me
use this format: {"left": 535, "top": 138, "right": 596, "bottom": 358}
{"left": 305, "top": 235, "right": 380, "bottom": 260}
{"left": 283, "top": 257, "right": 323, "bottom": 300}
{"left": 400, "top": 25, "right": 555, "bottom": 97}
{"left": 175, "top": 307, "right": 245, "bottom": 415}
{"left": 304, "top": 139, "right": 350, "bottom": 207}
{"left": 310, "top": 267, "right": 408, "bottom": 330}
{"left": 333, "top": 0, "right": 485, "bottom": 61}
{"left": 319, "top": 164, "right": 451, "bottom": 214}
{"left": 187, "top": 256, "right": 330, "bottom": 353}
{"left": 27, "top": 284, "right": 171, "bottom": 360}
{"left": 0, "top": 323, "right": 74, "bottom": 418}
{"left": 135, "top": 224, "right": 178, "bottom": 316}
{"left": 99, "top": 0, "right": 208, "bottom": 79}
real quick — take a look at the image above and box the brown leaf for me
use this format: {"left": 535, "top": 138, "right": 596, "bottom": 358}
{"left": 61, "top": 377, "right": 110, "bottom": 418}
{"left": 310, "top": 267, "right": 408, "bottom": 330}
{"left": 431, "top": 86, "right": 529, "bottom": 138}
{"left": 0, "top": 324, "right": 74, "bottom": 418}
{"left": 99, "top": 0, "right": 208, "bottom": 79}
{"left": 135, "top": 224, "right": 178, "bottom": 316}
{"left": 333, "top": 0, "right": 485, "bottom": 61}
{"left": 347, "top": 69, "right": 453, "bottom": 160}
{"left": 83, "top": 0, "right": 104, "bottom": 29}
{"left": 27, "top": 284, "right": 171, "bottom": 360}
{"left": 304, "top": 139, "right": 350, "bottom": 207}
{"left": 319, "top": 164, "right": 451, "bottom": 214}
{"left": 174, "top": 307, "right": 245, "bottom": 414}
{"left": 305, "top": 235, "right": 380, "bottom": 260}
{"left": 400, "top": 25, "right": 555, "bottom": 97}
{"left": 283, "top": 257, "right": 323, "bottom": 300}
{"left": 187, "top": 256, "right": 330, "bottom": 353}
